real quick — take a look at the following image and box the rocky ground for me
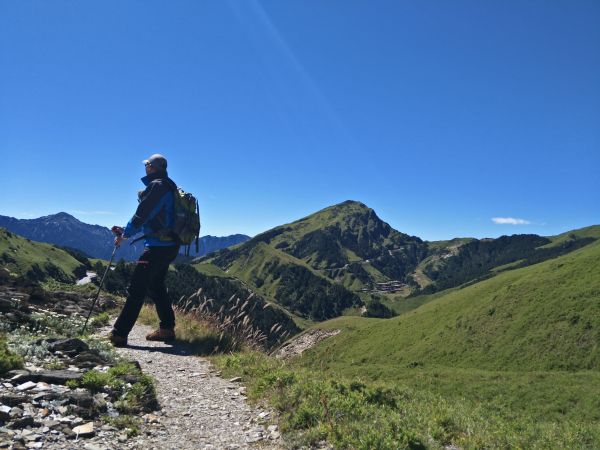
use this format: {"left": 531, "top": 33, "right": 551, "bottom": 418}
{"left": 0, "top": 278, "right": 283, "bottom": 450}
{"left": 271, "top": 329, "right": 340, "bottom": 360}
{"left": 0, "top": 337, "right": 145, "bottom": 450}
{"left": 111, "top": 324, "right": 283, "bottom": 450}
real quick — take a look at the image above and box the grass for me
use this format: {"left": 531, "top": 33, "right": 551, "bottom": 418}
{"left": 207, "top": 238, "right": 600, "bottom": 448}
{"left": 306, "top": 239, "right": 600, "bottom": 372}
{"left": 0, "top": 228, "right": 83, "bottom": 282}
{"left": 0, "top": 334, "right": 24, "bottom": 374}
{"left": 103, "top": 414, "right": 141, "bottom": 437}
{"left": 214, "top": 352, "right": 600, "bottom": 449}
{"left": 69, "top": 362, "right": 157, "bottom": 414}
{"left": 138, "top": 303, "right": 239, "bottom": 355}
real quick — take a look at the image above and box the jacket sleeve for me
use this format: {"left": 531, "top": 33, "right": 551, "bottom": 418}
{"left": 123, "top": 182, "right": 166, "bottom": 238}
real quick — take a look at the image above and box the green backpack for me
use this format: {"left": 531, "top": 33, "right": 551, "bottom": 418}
{"left": 171, "top": 185, "right": 201, "bottom": 256}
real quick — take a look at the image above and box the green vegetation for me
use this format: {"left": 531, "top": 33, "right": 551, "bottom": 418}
{"left": 210, "top": 236, "right": 600, "bottom": 448}
{"left": 215, "top": 353, "right": 600, "bottom": 449}
{"left": 202, "top": 201, "right": 426, "bottom": 319}
{"left": 138, "top": 304, "right": 226, "bottom": 355}
{"left": 70, "top": 362, "right": 157, "bottom": 413}
{"left": 0, "top": 227, "right": 86, "bottom": 283}
{"left": 0, "top": 334, "right": 24, "bottom": 374}
{"left": 103, "top": 414, "right": 141, "bottom": 437}
{"left": 305, "top": 239, "right": 600, "bottom": 371}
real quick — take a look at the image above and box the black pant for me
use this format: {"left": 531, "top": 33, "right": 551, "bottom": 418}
{"left": 112, "top": 245, "right": 180, "bottom": 337}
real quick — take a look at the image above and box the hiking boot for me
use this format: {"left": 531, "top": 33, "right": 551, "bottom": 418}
{"left": 108, "top": 331, "right": 128, "bottom": 347}
{"left": 145, "top": 328, "right": 175, "bottom": 342}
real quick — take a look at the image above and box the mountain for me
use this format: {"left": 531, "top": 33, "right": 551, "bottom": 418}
{"left": 0, "top": 228, "right": 86, "bottom": 283}
{"left": 199, "top": 201, "right": 429, "bottom": 321}
{"left": 199, "top": 200, "right": 598, "bottom": 323}
{"left": 194, "top": 234, "right": 250, "bottom": 257}
{"left": 299, "top": 227, "right": 600, "bottom": 372}
{"left": 0, "top": 213, "right": 250, "bottom": 261}
{"left": 208, "top": 200, "right": 428, "bottom": 285}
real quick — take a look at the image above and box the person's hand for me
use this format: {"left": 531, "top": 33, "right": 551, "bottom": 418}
{"left": 114, "top": 235, "right": 125, "bottom": 248}
{"left": 111, "top": 226, "right": 125, "bottom": 247}
{"left": 111, "top": 226, "right": 124, "bottom": 236}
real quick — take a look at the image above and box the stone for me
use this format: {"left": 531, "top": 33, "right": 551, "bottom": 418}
{"left": 67, "top": 390, "right": 93, "bottom": 408}
{"left": 270, "top": 431, "right": 281, "bottom": 440}
{"left": 84, "top": 444, "right": 105, "bottom": 450}
{"left": 142, "top": 413, "right": 160, "bottom": 423}
{"left": 72, "top": 421, "right": 94, "bottom": 437}
{"left": 9, "top": 406, "right": 23, "bottom": 418}
{"left": 16, "top": 382, "right": 36, "bottom": 392}
{"left": 0, "top": 405, "right": 11, "bottom": 421}
{"left": 62, "top": 426, "right": 76, "bottom": 439}
{"left": 70, "top": 351, "right": 107, "bottom": 368}
{"left": 92, "top": 393, "right": 107, "bottom": 412}
{"left": 33, "top": 382, "right": 51, "bottom": 392}
{"left": 9, "top": 416, "right": 34, "bottom": 429}
{"left": 25, "top": 443, "right": 42, "bottom": 449}
{"left": 8, "top": 370, "right": 32, "bottom": 382}
{"left": 34, "top": 370, "right": 83, "bottom": 385}
{"left": 42, "top": 420, "right": 60, "bottom": 429}
{"left": 48, "top": 338, "right": 90, "bottom": 355}
{"left": 229, "top": 377, "right": 242, "bottom": 383}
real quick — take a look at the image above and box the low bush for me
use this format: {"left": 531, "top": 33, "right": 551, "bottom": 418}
{"left": 0, "top": 335, "right": 24, "bottom": 375}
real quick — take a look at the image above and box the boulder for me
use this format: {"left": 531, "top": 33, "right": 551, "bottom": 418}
{"left": 0, "top": 394, "right": 30, "bottom": 407}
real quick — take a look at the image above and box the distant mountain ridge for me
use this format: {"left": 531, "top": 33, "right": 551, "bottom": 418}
{"left": 198, "top": 200, "right": 598, "bottom": 321}
{"left": 0, "top": 213, "right": 250, "bottom": 261}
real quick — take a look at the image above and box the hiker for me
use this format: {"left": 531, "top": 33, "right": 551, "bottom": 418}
{"left": 108, "top": 154, "right": 180, "bottom": 347}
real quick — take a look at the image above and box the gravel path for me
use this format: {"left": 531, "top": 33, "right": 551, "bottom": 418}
{"left": 113, "top": 324, "right": 282, "bottom": 450}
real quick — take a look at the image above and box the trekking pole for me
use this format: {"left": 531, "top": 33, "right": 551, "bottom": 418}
{"left": 80, "top": 229, "right": 121, "bottom": 334}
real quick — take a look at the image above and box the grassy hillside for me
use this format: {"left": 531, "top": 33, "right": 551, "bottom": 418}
{"left": 213, "top": 236, "right": 600, "bottom": 448}
{"left": 0, "top": 228, "right": 85, "bottom": 283}
{"left": 301, "top": 237, "right": 600, "bottom": 372}
{"left": 208, "top": 200, "right": 427, "bottom": 289}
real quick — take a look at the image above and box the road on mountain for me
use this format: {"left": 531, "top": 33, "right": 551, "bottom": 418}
{"left": 111, "top": 324, "right": 282, "bottom": 450}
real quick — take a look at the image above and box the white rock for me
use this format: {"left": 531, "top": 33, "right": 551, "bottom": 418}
{"left": 73, "top": 421, "right": 94, "bottom": 437}
{"left": 16, "top": 381, "right": 37, "bottom": 391}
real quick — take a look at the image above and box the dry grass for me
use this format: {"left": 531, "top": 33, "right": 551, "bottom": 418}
{"left": 138, "top": 289, "right": 290, "bottom": 355}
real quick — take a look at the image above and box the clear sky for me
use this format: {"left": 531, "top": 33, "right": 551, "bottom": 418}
{"left": 1, "top": 1, "right": 598, "bottom": 241}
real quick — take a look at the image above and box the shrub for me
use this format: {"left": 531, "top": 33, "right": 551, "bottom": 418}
{"left": 0, "top": 336, "right": 23, "bottom": 375}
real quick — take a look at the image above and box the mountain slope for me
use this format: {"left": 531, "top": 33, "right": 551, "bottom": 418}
{"left": 207, "top": 200, "right": 428, "bottom": 293}
{"left": 206, "top": 241, "right": 363, "bottom": 321}
{"left": 300, "top": 236, "right": 600, "bottom": 372}
{"left": 0, "top": 213, "right": 250, "bottom": 261}
{"left": 411, "top": 227, "right": 598, "bottom": 295}
{"left": 0, "top": 228, "right": 86, "bottom": 283}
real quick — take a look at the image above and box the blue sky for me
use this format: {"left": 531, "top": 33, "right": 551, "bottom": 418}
{"left": 1, "top": 1, "right": 598, "bottom": 241}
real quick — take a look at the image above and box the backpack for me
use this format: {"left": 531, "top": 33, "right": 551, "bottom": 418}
{"left": 170, "top": 184, "right": 201, "bottom": 256}
{"left": 130, "top": 178, "right": 201, "bottom": 256}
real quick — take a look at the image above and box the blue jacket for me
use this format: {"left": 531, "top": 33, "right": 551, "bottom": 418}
{"left": 123, "top": 170, "right": 178, "bottom": 247}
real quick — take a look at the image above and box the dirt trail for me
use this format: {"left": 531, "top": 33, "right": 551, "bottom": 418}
{"left": 111, "top": 324, "right": 282, "bottom": 450}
